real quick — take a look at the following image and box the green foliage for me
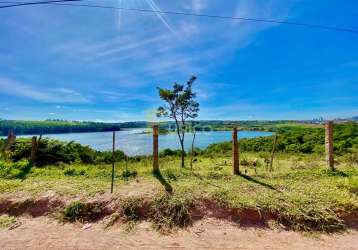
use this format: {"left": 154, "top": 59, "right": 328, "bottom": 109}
{"left": 6, "top": 138, "right": 126, "bottom": 166}
{"left": 61, "top": 201, "right": 104, "bottom": 223}
{"left": 0, "top": 215, "right": 17, "bottom": 229}
{"left": 0, "top": 119, "right": 121, "bottom": 136}
{"left": 159, "top": 148, "right": 184, "bottom": 157}
{"left": 0, "top": 160, "right": 32, "bottom": 179}
{"left": 64, "top": 168, "right": 87, "bottom": 177}
{"left": 157, "top": 76, "right": 200, "bottom": 168}
{"left": 204, "top": 123, "right": 358, "bottom": 155}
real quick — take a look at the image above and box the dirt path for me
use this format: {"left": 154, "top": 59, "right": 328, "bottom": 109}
{"left": 0, "top": 217, "right": 357, "bottom": 250}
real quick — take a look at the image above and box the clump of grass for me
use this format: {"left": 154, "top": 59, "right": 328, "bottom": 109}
{"left": 60, "top": 201, "right": 104, "bottom": 223}
{"left": 121, "top": 169, "right": 138, "bottom": 179}
{"left": 63, "top": 168, "right": 86, "bottom": 176}
{"left": 275, "top": 205, "right": 345, "bottom": 232}
{"left": 120, "top": 197, "right": 143, "bottom": 221}
{"left": 210, "top": 190, "right": 231, "bottom": 208}
{"left": 149, "top": 193, "right": 194, "bottom": 231}
{"left": 0, "top": 215, "right": 17, "bottom": 229}
{"left": 0, "top": 160, "right": 33, "bottom": 179}
{"left": 119, "top": 197, "right": 144, "bottom": 233}
{"left": 162, "top": 168, "right": 180, "bottom": 181}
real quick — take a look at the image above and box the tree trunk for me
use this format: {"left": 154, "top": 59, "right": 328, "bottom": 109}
{"left": 180, "top": 140, "right": 185, "bottom": 168}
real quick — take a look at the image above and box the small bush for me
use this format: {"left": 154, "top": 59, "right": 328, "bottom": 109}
{"left": 159, "top": 148, "right": 183, "bottom": 157}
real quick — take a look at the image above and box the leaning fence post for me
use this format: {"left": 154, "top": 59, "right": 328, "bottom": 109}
{"left": 153, "top": 125, "right": 159, "bottom": 173}
{"left": 232, "top": 127, "right": 240, "bottom": 175}
{"left": 325, "top": 121, "right": 334, "bottom": 170}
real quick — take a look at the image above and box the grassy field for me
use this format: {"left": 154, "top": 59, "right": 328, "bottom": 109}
{"left": 1, "top": 153, "right": 357, "bottom": 232}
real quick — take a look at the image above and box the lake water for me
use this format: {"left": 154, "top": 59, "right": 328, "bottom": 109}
{"left": 7, "top": 129, "right": 272, "bottom": 156}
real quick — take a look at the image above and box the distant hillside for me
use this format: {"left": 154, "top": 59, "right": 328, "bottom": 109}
{"left": 0, "top": 120, "right": 122, "bottom": 136}
{"left": 0, "top": 118, "right": 344, "bottom": 136}
{"left": 353, "top": 116, "right": 358, "bottom": 121}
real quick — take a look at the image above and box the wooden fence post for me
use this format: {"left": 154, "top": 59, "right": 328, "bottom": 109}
{"left": 232, "top": 127, "right": 240, "bottom": 175}
{"left": 269, "top": 134, "right": 278, "bottom": 172}
{"left": 111, "top": 131, "right": 116, "bottom": 193}
{"left": 153, "top": 125, "right": 159, "bottom": 173}
{"left": 4, "top": 131, "right": 16, "bottom": 151}
{"left": 325, "top": 121, "right": 334, "bottom": 170}
{"left": 30, "top": 136, "right": 37, "bottom": 163}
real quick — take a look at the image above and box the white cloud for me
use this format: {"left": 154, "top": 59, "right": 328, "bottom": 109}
{"left": 49, "top": 0, "right": 292, "bottom": 85}
{"left": 192, "top": 0, "right": 207, "bottom": 12}
{"left": 0, "top": 77, "right": 89, "bottom": 104}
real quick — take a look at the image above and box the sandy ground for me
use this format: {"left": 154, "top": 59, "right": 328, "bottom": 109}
{"left": 0, "top": 217, "right": 357, "bottom": 250}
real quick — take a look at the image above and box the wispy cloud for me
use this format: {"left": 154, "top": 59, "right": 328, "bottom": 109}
{"left": 145, "top": 0, "right": 176, "bottom": 34}
{"left": 0, "top": 76, "right": 89, "bottom": 104}
{"left": 49, "top": 0, "right": 292, "bottom": 84}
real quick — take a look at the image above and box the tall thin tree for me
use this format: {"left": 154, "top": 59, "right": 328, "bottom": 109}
{"left": 157, "top": 76, "right": 200, "bottom": 168}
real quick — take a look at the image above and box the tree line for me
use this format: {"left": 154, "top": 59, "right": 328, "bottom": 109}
{"left": 0, "top": 120, "right": 125, "bottom": 136}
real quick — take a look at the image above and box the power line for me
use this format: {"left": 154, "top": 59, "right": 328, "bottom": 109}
{"left": 1, "top": 0, "right": 358, "bottom": 35}
{"left": 0, "top": 0, "right": 83, "bottom": 8}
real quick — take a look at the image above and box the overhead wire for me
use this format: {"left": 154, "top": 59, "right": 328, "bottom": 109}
{"left": 0, "top": 0, "right": 357, "bottom": 34}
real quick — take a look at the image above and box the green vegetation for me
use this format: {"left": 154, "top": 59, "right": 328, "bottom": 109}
{"left": 0, "top": 215, "right": 17, "bottom": 229}
{"left": 157, "top": 76, "right": 200, "bottom": 168}
{"left": 0, "top": 152, "right": 357, "bottom": 232}
{"left": 150, "top": 193, "right": 193, "bottom": 231}
{"left": 2, "top": 138, "right": 126, "bottom": 167}
{"left": 206, "top": 122, "right": 358, "bottom": 155}
{"left": 0, "top": 122, "right": 357, "bottom": 232}
{"left": 0, "top": 119, "right": 123, "bottom": 136}
{"left": 60, "top": 201, "right": 105, "bottom": 223}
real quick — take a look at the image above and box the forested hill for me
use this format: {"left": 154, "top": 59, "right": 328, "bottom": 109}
{"left": 0, "top": 120, "right": 124, "bottom": 136}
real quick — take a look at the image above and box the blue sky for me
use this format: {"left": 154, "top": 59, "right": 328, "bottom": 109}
{"left": 0, "top": 0, "right": 357, "bottom": 122}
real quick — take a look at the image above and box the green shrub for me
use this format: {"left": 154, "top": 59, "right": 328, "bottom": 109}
{"left": 8, "top": 138, "right": 126, "bottom": 166}
{"left": 159, "top": 148, "right": 183, "bottom": 157}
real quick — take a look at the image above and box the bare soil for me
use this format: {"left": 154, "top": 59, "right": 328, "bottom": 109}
{"left": 1, "top": 217, "right": 357, "bottom": 250}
